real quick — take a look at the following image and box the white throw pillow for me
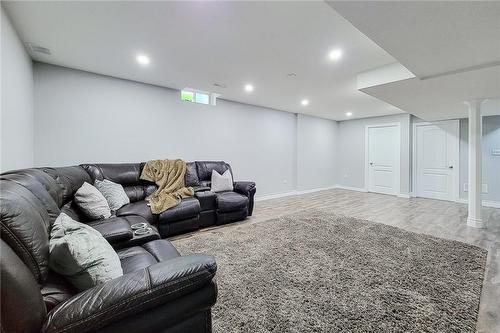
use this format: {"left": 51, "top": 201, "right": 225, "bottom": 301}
{"left": 211, "top": 169, "right": 233, "bottom": 192}
{"left": 49, "top": 213, "right": 123, "bottom": 291}
{"left": 95, "top": 179, "right": 130, "bottom": 211}
{"left": 74, "top": 182, "right": 111, "bottom": 219}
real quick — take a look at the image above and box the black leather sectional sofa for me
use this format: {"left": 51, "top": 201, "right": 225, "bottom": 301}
{"left": 80, "top": 161, "right": 256, "bottom": 238}
{"left": 0, "top": 161, "right": 256, "bottom": 333}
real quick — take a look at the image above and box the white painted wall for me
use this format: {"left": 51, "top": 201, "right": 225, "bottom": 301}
{"left": 1, "top": 8, "right": 34, "bottom": 171}
{"left": 459, "top": 115, "right": 500, "bottom": 202}
{"left": 28, "top": 63, "right": 500, "bottom": 203}
{"left": 34, "top": 63, "right": 344, "bottom": 197}
{"left": 336, "top": 113, "right": 411, "bottom": 194}
{"left": 296, "top": 114, "right": 337, "bottom": 191}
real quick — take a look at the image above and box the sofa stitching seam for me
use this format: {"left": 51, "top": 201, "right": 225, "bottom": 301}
{"left": 0, "top": 224, "right": 42, "bottom": 280}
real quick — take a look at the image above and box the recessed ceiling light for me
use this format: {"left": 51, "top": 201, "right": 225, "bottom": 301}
{"left": 328, "top": 49, "right": 343, "bottom": 61}
{"left": 345, "top": 112, "right": 353, "bottom": 117}
{"left": 244, "top": 84, "right": 254, "bottom": 92}
{"left": 301, "top": 99, "right": 309, "bottom": 106}
{"left": 136, "top": 54, "right": 150, "bottom": 65}
{"left": 287, "top": 73, "right": 297, "bottom": 78}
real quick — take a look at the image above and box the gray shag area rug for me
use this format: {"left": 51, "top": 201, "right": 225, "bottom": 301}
{"left": 173, "top": 210, "right": 487, "bottom": 333}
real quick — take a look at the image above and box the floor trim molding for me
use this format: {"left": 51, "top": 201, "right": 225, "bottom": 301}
{"left": 256, "top": 185, "right": 363, "bottom": 201}
{"left": 295, "top": 186, "right": 337, "bottom": 195}
{"left": 255, "top": 191, "right": 298, "bottom": 201}
{"left": 456, "top": 199, "right": 500, "bottom": 209}
{"left": 467, "top": 217, "right": 486, "bottom": 228}
{"left": 334, "top": 185, "right": 368, "bottom": 193}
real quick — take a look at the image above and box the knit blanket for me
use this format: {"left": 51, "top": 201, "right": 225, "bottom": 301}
{"left": 140, "top": 159, "right": 194, "bottom": 214}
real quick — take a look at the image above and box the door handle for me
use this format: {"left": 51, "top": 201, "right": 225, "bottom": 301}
{"left": 448, "top": 166, "right": 454, "bottom": 169}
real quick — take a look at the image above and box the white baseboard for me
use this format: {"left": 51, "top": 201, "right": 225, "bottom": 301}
{"left": 255, "top": 185, "right": 337, "bottom": 202}
{"left": 467, "top": 217, "right": 486, "bottom": 228}
{"left": 334, "top": 185, "right": 368, "bottom": 193}
{"left": 484, "top": 201, "right": 500, "bottom": 209}
{"left": 295, "top": 186, "right": 337, "bottom": 195}
{"left": 397, "top": 193, "right": 411, "bottom": 198}
{"left": 255, "top": 191, "right": 297, "bottom": 201}
{"left": 456, "top": 198, "right": 500, "bottom": 209}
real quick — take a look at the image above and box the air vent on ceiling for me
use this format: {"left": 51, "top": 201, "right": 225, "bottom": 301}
{"left": 26, "top": 43, "right": 51, "bottom": 55}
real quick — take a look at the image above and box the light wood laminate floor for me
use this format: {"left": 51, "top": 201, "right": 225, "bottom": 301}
{"left": 173, "top": 188, "right": 500, "bottom": 333}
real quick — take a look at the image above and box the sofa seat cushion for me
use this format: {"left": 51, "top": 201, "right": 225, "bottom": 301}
{"left": 116, "top": 200, "right": 156, "bottom": 224}
{"left": 195, "top": 191, "right": 217, "bottom": 211}
{"left": 158, "top": 197, "right": 200, "bottom": 223}
{"left": 41, "top": 272, "right": 77, "bottom": 312}
{"left": 117, "top": 240, "right": 180, "bottom": 274}
{"left": 216, "top": 191, "right": 249, "bottom": 213}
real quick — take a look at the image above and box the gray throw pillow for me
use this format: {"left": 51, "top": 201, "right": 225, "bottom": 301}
{"left": 49, "top": 213, "right": 123, "bottom": 290}
{"left": 211, "top": 169, "right": 233, "bottom": 192}
{"left": 74, "top": 182, "right": 111, "bottom": 219}
{"left": 95, "top": 179, "right": 130, "bottom": 211}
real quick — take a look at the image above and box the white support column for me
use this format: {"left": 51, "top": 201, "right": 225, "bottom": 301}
{"left": 465, "top": 99, "right": 484, "bottom": 228}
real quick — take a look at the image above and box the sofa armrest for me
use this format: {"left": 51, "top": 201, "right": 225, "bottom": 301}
{"left": 233, "top": 181, "right": 256, "bottom": 216}
{"left": 42, "top": 255, "right": 217, "bottom": 333}
{"left": 233, "top": 181, "right": 256, "bottom": 196}
{"left": 87, "top": 219, "right": 133, "bottom": 243}
{"left": 192, "top": 185, "right": 211, "bottom": 193}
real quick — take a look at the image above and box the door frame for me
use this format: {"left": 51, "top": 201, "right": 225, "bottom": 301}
{"left": 364, "top": 122, "right": 401, "bottom": 195}
{"left": 411, "top": 120, "right": 460, "bottom": 202}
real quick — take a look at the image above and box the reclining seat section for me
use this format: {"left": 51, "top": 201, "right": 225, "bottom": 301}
{"left": 194, "top": 161, "right": 255, "bottom": 226}
{"left": 82, "top": 161, "right": 256, "bottom": 238}
{"left": 0, "top": 167, "right": 217, "bottom": 333}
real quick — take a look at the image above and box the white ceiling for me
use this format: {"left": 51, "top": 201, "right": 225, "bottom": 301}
{"left": 362, "top": 66, "right": 500, "bottom": 121}
{"left": 3, "top": 1, "right": 403, "bottom": 121}
{"left": 328, "top": 1, "right": 500, "bottom": 121}
{"left": 327, "top": 1, "right": 500, "bottom": 79}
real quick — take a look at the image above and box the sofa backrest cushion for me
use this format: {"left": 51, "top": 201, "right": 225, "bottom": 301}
{"left": 1, "top": 168, "right": 63, "bottom": 207}
{"left": 81, "top": 163, "right": 156, "bottom": 203}
{"left": 1, "top": 170, "right": 61, "bottom": 224}
{"left": 196, "top": 161, "right": 232, "bottom": 182}
{"left": 82, "top": 163, "right": 142, "bottom": 185}
{"left": 0, "top": 179, "right": 51, "bottom": 283}
{"left": 1, "top": 239, "right": 47, "bottom": 333}
{"left": 41, "top": 166, "right": 92, "bottom": 207}
{"left": 185, "top": 162, "right": 200, "bottom": 187}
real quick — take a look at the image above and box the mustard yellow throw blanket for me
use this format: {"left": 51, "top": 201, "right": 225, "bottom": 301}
{"left": 140, "top": 159, "right": 194, "bottom": 214}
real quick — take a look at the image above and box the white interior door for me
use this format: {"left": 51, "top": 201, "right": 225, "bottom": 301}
{"left": 415, "top": 121, "right": 459, "bottom": 201}
{"left": 366, "top": 124, "right": 400, "bottom": 195}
